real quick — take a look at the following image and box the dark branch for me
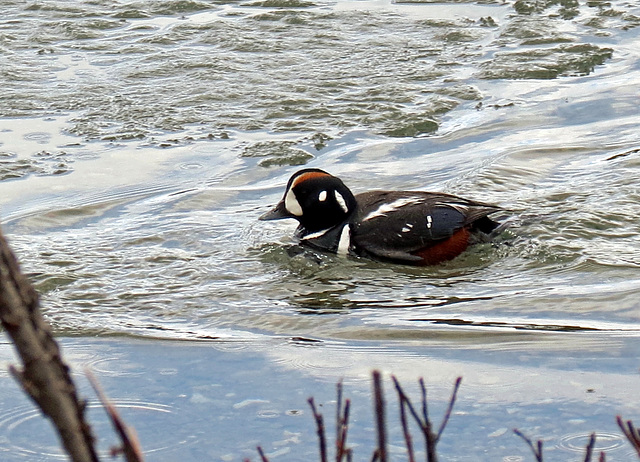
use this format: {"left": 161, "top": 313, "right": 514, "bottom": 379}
{"left": 392, "top": 375, "right": 461, "bottom": 462}
{"left": 308, "top": 397, "right": 328, "bottom": 462}
{"left": 0, "top": 227, "right": 99, "bottom": 462}
{"left": 436, "top": 377, "right": 462, "bottom": 442}
{"left": 514, "top": 429, "right": 543, "bottom": 462}
{"left": 617, "top": 416, "right": 640, "bottom": 457}
{"left": 256, "top": 446, "right": 270, "bottom": 462}
{"left": 86, "top": 369, "right": 144, "bottom": 462}
{"left": 398, "top": 399, "right": 416, "bottom": 462}
{"left": 335, "top": 380, "right": 351, "bottom": 462}
{"left": 583, "top": 433, "right": 595, "bottom": 462}
{"left": 372, "top": 371, "right": 387, "bottom": 462}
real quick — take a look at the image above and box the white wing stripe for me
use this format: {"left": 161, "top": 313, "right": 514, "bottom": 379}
{"left": 362, "top": 197, "right": 422, "bottom": 222}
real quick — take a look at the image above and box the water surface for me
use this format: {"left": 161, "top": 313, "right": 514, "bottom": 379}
{"left": 1, "top": 0, "right": 640, "bottom": 460}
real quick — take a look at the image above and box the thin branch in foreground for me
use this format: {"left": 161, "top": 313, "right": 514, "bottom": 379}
{"left": 617, "top": 416, "right": 640, "bottom": 457}
{"left": 392, "top": 375, "right": 462, "bottom": 462}
{"left": 0, "top": 228, "right": 99, "bottom": 462}
{"left": 308, "top": 397, "right": 328, "bottom": 462}
{"left": 85, "top": 369, "right": 144, "bottom": 462}
{"left": 335, "top": 381, "right": 351, "bottom": 462}
{"left": 336, "top": 380, "right": 343, "bottom": 459}
{"left": 372, "top": 370, "right": 387, "bottom": 462}
{"left": 513, "top": 429, "right": 543, "bottom": 462}
{"left": 392, "top": 377, "right": 435, "bottom": 461}
{"left": 398, "top": 398, "right": 416, "bottom": 462}
{"left": 583, "top": 433, "right": 595, "bottom": 462}
{"left": 516, "top": 427, "right": 605, "bottom": 461}
{"left": 436, "top": 377, "right": 462, "bottom": 441}
{"left": 256, "top": 446, "right": 270, "bottom": 462}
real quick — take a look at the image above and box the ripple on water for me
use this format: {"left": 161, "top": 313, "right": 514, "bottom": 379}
{"left": 61, "top": 344, "right": 144, "bottom": 377}
{"left": 556, "top": 431, "right": 627, "bottom": 454}
{"left": 267, "top": 341, "right": 365, "bottom": 380}
{"left": 0, "top": 401, "right": 191, "bottom": 459}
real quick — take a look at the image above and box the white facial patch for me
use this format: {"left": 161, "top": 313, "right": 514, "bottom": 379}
{"left": 318, "top": 190, "right": 327, "bottom": 202}
{"left": 426, "top": 215, "right": 433, "bottom": 229}
{"left": 284, "top": 188, "right": 303, "bottom": 216}
{"left": 337, "top": 224, "right": 351, "bottom": 255}
{"left": 363, "top": 197, "right": 421, "bottom": 222}
{"left": 334, "top": 191, "right": 349, "bottom": 214}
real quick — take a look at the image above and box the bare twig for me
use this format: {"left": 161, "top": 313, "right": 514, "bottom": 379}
{"left": 309, "top": 397, "right": 328, "bottom": 462}
{"left": 0, "top": 228, "right": 99, "bottom": 462}
{"left": 372, "top": 371, "right": 387, "bottom": 462}
{"left": 583, "top": 433, "right": 595, "bottom": 462}
{"left": 336, "top": 380, "right": 343, "bottom": 460}
{"left": 256, "top": 446, "right": 270, "bottom": 462}
{"left": 436, "top": 377, "right": 462, "bottom": 441}
{"left": 398, "top": 399, "right": 416, "bottom": 462}
{"left": 392, "top": 375, "right": 462, "bottom": 462}
{"left": 85, "top": 369, "right": 144, "bottom": 462}
{"left": 419, "top": 378, "right": 431, "bottom": 442}
{"left": 335, "top": 381, "right": 351, "bottom": 462}
{"left": 617, "top": 416, "right": 640, "bottom": 457}
{"left": 420, "top": 378, "right": 437, "bottom": 462}
{"left": 513, "top": 429, "right": 543, "bottom": 462}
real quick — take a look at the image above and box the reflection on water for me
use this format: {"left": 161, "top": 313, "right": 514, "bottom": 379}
{"left": 1, "top": 337, "right": 639, "bottom": 461}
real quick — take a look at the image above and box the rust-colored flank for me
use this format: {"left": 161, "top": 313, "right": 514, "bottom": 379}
{"left": 414, "top": 227, "right": 471, "bottom": 265}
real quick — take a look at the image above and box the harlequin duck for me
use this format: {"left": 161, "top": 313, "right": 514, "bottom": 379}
{"left": 260, "top": 169, "right": 503, "bottom": 265}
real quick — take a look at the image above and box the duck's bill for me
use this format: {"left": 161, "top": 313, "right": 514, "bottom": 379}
{"left": 259, "top": 201, "right": 289, "bottom": 220}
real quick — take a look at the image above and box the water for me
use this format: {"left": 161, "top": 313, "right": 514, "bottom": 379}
{"left": 1, "top": 0, "right": 640, "bottom": 460}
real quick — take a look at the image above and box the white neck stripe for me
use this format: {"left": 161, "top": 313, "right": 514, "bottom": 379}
{"left": 337, "top": 224, "right": 351, "bottom": 255}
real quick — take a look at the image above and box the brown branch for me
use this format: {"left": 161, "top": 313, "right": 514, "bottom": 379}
{"left": 372, "top": 371, "right": 387, "bottom": 462}
{"left": 419, "top": 378, "right": 430, "bottom": 431}
{"left": 392, "top": 376, "right": 461, "bottom": 462}
{"left": 617, "top": 416, "right": 640, "bottom": 457}
{"left": 85, "top": 369, "right": 144, "bottom": 462}
{"left": 398, "top": 399, "right": 416, "bottom": 462}
{"left": 0, "top": 228, "right": 99, "bottom": 462}
{"left": 583, "top": 433, "right": 595, "bottom": 462}
{"left": 335, "top": 381, "right": 351, "bottom": 462}
{"left": 256, "top": 446, "right": 270, "bottom": 462}
{"left": 392, "top": 377, "right": 433, "bottom": 461}
{"left": 337, "top": 401, "right": 352, "bottom": 462}
{"left": 514, "top": 429, "right": 543, "bottom": 462}
{"left": 309, "top": 397, "right": 328, "bottom": 462}
{"left": 435, "top": 376, "right": 462, "bottom": 442}
{"left": 420, "top": 378, "right": 438, "bottom": 462}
